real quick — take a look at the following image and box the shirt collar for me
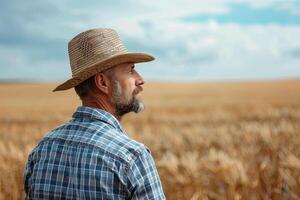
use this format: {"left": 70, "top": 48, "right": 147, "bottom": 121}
{"left": 72, "top": 106, "right": 124, "bottom": 132}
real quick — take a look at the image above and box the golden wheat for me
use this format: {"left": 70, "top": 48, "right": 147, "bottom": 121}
{"left": 0, "top": 80, "right": 300, "bottom": 200}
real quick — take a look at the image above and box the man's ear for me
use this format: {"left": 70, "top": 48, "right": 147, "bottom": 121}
{"left": 94, "top": 73, "right": 110, "bottom": 94}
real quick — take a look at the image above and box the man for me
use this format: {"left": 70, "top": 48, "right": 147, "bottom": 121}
{"left": 24, "top": 28, "right": 166, "bottom": 199}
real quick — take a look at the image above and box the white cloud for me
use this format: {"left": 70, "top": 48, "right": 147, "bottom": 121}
{"left": 126, "top": 20, "right": 300, "bottom": 80}
{"left": 1, "top": 0, "right": 300, "bottom": 81}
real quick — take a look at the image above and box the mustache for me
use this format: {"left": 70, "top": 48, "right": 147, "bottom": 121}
{"left": 133, "top": 86, "right": 143, "bottom": 95}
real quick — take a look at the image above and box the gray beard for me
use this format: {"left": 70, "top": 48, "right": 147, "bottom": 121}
{"left": 111, "top": 81, "right": 145, "bottom": 118}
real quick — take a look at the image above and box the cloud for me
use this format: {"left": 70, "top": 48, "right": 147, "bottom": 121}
{"left": 133, "top": 20, "right": 300, "bottom": 80}
{"left": 0, "top": 0, "right": 300, "bottom": 81}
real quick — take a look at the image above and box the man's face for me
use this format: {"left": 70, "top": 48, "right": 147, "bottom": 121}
{"left": 108, "top": 62, "right": 145, "bottom": 117}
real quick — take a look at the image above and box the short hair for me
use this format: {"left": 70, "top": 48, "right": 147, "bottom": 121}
{"left": 74, "top": 68, "right": 115, "bottom": 100}
{"left": 74, "top": 76, "right": 95, "bottom": 100}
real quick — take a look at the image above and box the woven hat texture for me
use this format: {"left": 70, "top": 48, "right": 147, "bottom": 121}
{"left": 53, "top": 28, "right": 154, "bottom": 91}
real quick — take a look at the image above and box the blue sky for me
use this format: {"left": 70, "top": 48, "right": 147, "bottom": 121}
{"left": 1, "top": 0, "right": 300, "bottom": 82}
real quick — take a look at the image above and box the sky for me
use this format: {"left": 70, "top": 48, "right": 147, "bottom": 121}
{"left": 0, "top": 0, "right": 300, "bottom": 82}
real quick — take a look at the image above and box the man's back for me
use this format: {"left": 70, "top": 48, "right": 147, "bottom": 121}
{"left": 24, "top": 106, "right": 165, "bottom": 199}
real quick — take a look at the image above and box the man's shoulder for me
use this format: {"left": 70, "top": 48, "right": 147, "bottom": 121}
{"left": 96, "top": 124, "right": 149, "bottom": 165}
{"left": 39, "top": 119, "right": 147, "bottom": 164}
{"left": 109, "top": 132, "right": 149, "bottom": 164}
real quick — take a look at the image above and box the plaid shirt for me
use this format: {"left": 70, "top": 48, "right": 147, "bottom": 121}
{"left": 24, "top": 106, "right": 165, "bottom": 200}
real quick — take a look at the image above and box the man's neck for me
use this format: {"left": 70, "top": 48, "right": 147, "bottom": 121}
{"left": 82, "top": 95, "right": 120, "bottom": 120}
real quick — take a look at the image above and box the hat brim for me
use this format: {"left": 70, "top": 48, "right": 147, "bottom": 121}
{"left": 53, "top": 52, "right": 154, "bottom": 92}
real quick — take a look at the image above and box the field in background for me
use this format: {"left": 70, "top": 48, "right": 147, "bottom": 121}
{"left": 0, "top": 80, "right": 300, "bottom": 200}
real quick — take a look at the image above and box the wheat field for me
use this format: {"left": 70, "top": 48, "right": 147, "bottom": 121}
{"left": 0, "top": 79, "right": 300, "bottom": 200}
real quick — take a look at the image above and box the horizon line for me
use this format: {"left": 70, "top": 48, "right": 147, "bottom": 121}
{"left": 1, "top": 76, "right": 300, "bottom": 85}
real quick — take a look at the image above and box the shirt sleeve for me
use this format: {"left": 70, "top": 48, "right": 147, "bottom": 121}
{"left": 24, "top": 153, "right": 33, "bottom": 199}
{"left": 126, "top": 147, "right": 166, "bottom": 200}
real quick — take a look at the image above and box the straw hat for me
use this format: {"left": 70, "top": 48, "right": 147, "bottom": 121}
{"left": 53, "top": 28, "right": 154, "bottom": 92}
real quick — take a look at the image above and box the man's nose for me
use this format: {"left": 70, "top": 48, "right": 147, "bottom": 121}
{"left": 135, "top": 71, "right": 145, "bottom": 86}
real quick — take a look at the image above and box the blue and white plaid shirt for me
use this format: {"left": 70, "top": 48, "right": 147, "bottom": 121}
{"left": 24, "top": 106, "right": 165, "bottom": 199}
